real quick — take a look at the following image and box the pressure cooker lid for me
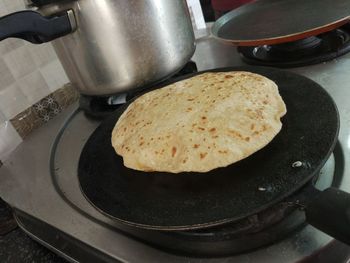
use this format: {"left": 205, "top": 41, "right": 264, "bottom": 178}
{"left": 27, "top": 0, "right": 68, "bottom": 7}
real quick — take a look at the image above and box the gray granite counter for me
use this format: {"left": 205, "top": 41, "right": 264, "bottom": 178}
{"left": 0, "top": 199, "right": 67, "bottom": 263}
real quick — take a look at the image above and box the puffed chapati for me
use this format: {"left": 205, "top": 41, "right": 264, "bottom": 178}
{"left": 111, "top": 71, "right": 287, "bottom": 173}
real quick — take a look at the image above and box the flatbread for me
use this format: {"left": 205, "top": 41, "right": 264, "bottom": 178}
{"left": 111, "top": 71, "right": 287, "bottom": 173}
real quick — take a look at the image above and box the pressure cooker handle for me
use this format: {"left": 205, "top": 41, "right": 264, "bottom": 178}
{"left": 0, "top": 10, "right": 75, "bottom": 44}
{"left": 305, "top": 187, "right": 350, "bottom": 245}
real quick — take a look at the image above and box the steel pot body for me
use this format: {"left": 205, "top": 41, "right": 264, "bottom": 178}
{"left": 0, "top": 0, "right": 196, "bottom": 96}
{"left": 41, "top": 0, "right": 195, "bottom": 95}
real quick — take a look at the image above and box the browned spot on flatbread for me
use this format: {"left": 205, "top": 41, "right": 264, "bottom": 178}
{"left": 172, "top": 147, "right": 177, "bottom": 157}
{"left": 228, "top": 129, "right": 244, "bottom": 139}
{"left": 200, "top": 152, "right": 207, "bottom": 159}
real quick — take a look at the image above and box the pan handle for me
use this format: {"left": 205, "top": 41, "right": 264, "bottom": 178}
{"left": 0, "top": 10, "right": 76, "bottom": 44}
{"left": 305, "top": 187, "right": 350, "bottom": 245}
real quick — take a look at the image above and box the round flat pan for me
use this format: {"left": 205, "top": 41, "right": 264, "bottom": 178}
{"left": 78, "top": 67, "right": 339, "bottom": 231}
{"left": 212, "top": 0, "right": 350, "bottom": 46}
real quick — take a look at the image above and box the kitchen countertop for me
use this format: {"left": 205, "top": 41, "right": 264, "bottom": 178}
{"left": 0, "top": 198, "right": 66, "bottom": 263}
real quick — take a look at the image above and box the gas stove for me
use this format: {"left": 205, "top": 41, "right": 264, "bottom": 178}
{"left": 238, "top": 23, "right": 350, "bottom": 68}
{"left": 1, "top": 36, "right": 350, "bottom": 262}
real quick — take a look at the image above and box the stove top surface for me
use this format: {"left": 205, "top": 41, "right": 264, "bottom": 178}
{"left": 2, "top": 36, "right": 350, "bottom": 262}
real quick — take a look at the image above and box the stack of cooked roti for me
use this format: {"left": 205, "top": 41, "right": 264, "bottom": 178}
{"left": 111, "top": 71, "right": 287, "bottom": 173}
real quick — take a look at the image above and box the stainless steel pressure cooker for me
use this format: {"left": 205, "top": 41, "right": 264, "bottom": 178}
{"left": 0, "top": 0, "right": 195, "bottom": 96}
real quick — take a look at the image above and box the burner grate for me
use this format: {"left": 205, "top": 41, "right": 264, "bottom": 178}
{"left": 238, "top": 24, "right": 350, "bottom": 68}
{"left": 79, "top": 61, "right": 198, "bottom": 120}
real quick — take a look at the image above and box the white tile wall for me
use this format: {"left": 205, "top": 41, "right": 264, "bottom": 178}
{"left": 0, "top": 38, "right": 24, "bottom": 55}
{"left": 40, "top": 60, "right": 70, "bottom": 92}
{"left": 0, "top": 83, "right": 30, "bottom": 119}
{"left": 18, "top": 70, "right": 51, "bottom": 104}
{"left": 29, "top": 42, "right": 57, "bottom": 68}
{"left": 3, "top": 45, "right": 37, "bottom": 79}
{"left": 0, "top": 57, "right": 15, "bottom": 89}
{"left": 0, "top": 121, "right": 23, "bottom": 161}
{"left": 0, "top": 110, "right": 5, "bottom": 123}
{"left": 0, "top": 0, "right": 70, "bottom": 161}
{"left": 0, "top": 0, "right": 24, "bottom": 15}
{"left": 187, "top": 0, "right": 206, "bottom": 31}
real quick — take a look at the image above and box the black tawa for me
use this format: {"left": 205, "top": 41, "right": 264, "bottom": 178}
{"left": 78, "top": 67, "right": 350, "bottom": 245}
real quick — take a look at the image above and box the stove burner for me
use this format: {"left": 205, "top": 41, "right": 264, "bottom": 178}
{"left": 79, "top": 61, "right": 198, "bottom": 120}
{"left": 238, "top": 24, "right": 350, "bottom": 67}
{"left": 79, "top": 93, "right": 127, "bottom": 120}
{"left": 161, "top": 200, "right": 305, "bottom": 256}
